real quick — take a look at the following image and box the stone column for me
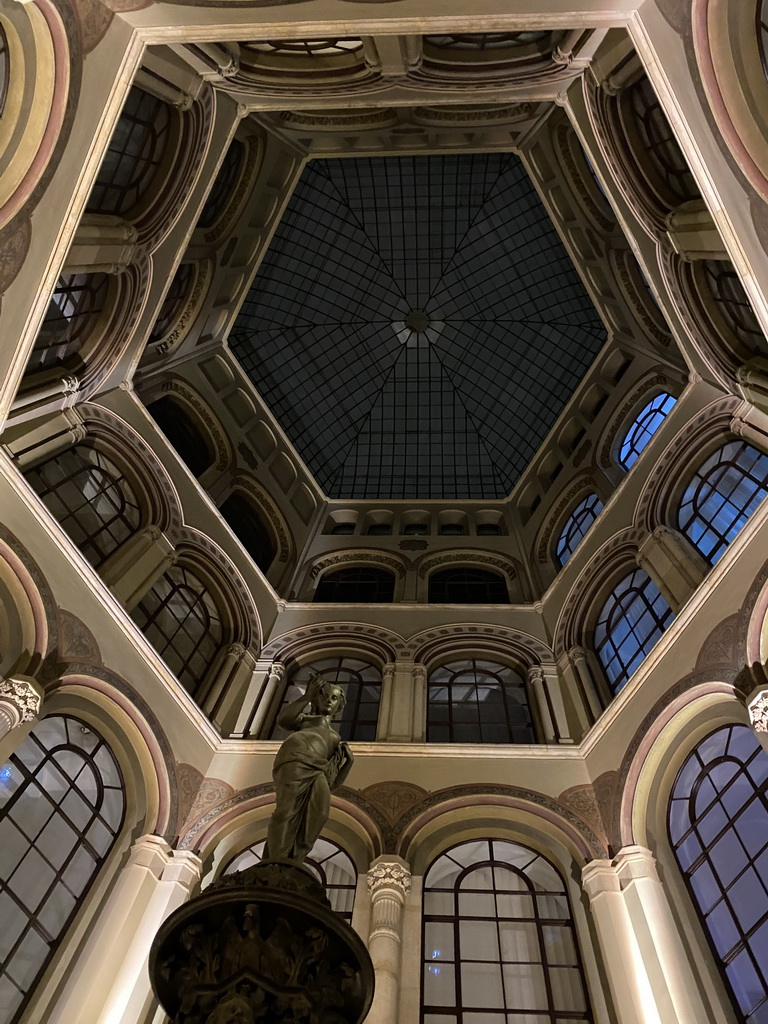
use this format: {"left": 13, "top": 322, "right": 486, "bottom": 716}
{"left": 365, "top": 856, "right": 412, "bottom": 1024}
{"left": 379, "top": 661, "right": 424, "bottom": 742}
{"left": 49, "top": 835, "right": 202, "bottom": 1024}
{"left": 64, "top": 213, "right": 139, "bottom": 274}
{"left": 100, "top": 526, "right": 176, "bottom": 610}
{"left": 747, "top": 685, "right": 768, "bottom": 755}
{"left": 731, "top": 406, "right": 768, "bottom": 451}
{"left": 582, "top": 846, "right": 709, "bottom": 1024}
{"left": 201, "top": 643, "right": 261, "bottom": 734}
{"left": 637, "top": 525, "right": 709, "bottom": 613}
{"left": 528, "top": 663, "right": 573, "bottom": 743}
{"left": 565, "top": 646, "right": 603, "bottom": 723}
{"left": 232, "top": 660, "right": 284, "bottom": 737}
{"left": 3, "top": 408, "right": 86, "bottom": 469}
{"left": 665, "top": 199, "right": 728, "bottom": 261}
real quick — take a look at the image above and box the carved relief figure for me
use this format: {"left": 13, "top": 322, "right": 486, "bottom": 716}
{"left": 266, "top": 676, "right": 354, "bottom": 863}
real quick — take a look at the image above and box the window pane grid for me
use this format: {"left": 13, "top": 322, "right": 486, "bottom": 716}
{"left": 625, "top": 78, "right": 699, "bottom": 202}
{"left": 132, "top": 565, "right": 223, "bottom": 695}
{"left": 26, "top": 447, "right": 141, "bottom": 569}
{"left": 28, "top": 274, "right": 110, "bottom": 375}
{"left": 594, "top": 568, "right": 674, "bottom": 694}
{"left": 427, "top": 660, "right": 535, "bottom": 744}
{"left": 679, "top": 441, "right": 768, "bottom": 564}
{"left": 555, "top": 493, "right": 604, "bottom": 567}
{"left": 428, "top": 569, "right": 509, "bottom": 604}
{"left": 313, "top": 567, "right": 395, "bottom": 603}
{"left": 0, "top": 717, "right": 124, "bottom": 1022}
{"left": 702, "top": 261, "right": 764, "bottom": 349}
{"left": 224, "top": 837, "right": 356, "bottom": 919}
{"left": 422, "top": 840, "right": 592, "bottom": 1022}
{"left": 271, "top": 656, "right": 381, "bottom": 742}
{"left": 87, "top": 87, "right": 171, "bottom": 216}
{"left": 670, "top": 725, "right": 768, "bottom": 1023}
{"left": 618, "top": 392, "right": 676, "bottom": 470}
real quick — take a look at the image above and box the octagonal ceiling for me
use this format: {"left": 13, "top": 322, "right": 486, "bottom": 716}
{"left": 229, "top": 151, "right": 607, "bottom": 500}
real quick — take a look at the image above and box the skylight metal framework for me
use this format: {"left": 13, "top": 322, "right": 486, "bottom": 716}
{"left": 230, "top": 153, "right": 607, "bottom": 500}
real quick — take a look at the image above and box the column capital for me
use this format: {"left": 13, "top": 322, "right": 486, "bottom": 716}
{"left": 127, "top": 833, "right": 173, "bottom": 876}
{"left": 367, "top": 855, "right": 411, "bottom": 901}
{"left": 0, "top": 675, "right": 43, "bottom": 726}
{"left": 614, "top": 844, "right": 658, "bottom": 884}
{"left": 748, "top": 685, "right": 768, "bottom": 733}
{"left": 162, "top": 849, "right": 204, "bottom": 890}
{"left": 581, "top": 858, "right": 621, "bottom": 898}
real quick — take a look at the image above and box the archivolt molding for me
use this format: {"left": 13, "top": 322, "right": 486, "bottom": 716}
{"left": 203, "top": 133, "right": 265, "bottom": 246}
{"left": 633, "top": 394, "right": 740, "bottom": 534}
{"left": 174, "top": 525, "right": 261, "bottom": 650}
{"left": 395, "top": 784, "right": 607, "bottom": 863}
{"left": 156, "top": 378, "right": 234, "bottom": 472}
{"left": 405, "top": 623, "right": 553, "bottom": 667}
{"left": 0, "top": 524, "right": 58, "bottom": 675}
{"left": 536, "top": 474, "right": 596, "bottom": 564}
{"left": 232, "top": 474, "right": 293, "bottom": 565}
{"left": 308, "top": 550, "right": 410, "bottom": 581}
{"left": 552, "top": 526, "right": 643, "bottom": 656}
{"left": 44, "top": 663, "right": 179, "bottom": 840}
{"left": 416, "top": 550, "right": 520, "bottom": 581}
{"left": 598, "top": 372, "right": 671, "bottom": 468}
{"left": 739, "top": 555, "right": 768, "bottom": 691}
{"left": 260, "top": 621, "right": 407, "bottom": 663}
{"left": 80, "top": 401, "right": 182, "bottom": 535}
{"left": 609, "top": 246, "right": 672, "bottom": 349}
{"left": 151, "top": 259, "right": 212, "bottom": 358}
{"left": 553, "top": 123, "right": 615, "bottom": 234}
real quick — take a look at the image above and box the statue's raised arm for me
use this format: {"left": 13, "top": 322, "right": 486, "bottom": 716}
{"left": 265, "top": 675, "right": 354, "bottom": 864}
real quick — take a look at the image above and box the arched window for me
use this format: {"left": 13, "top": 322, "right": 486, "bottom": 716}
{"left": 132, "top": 563, "right": 223, "bottom": 696}
{"left": 220, "top": 492, "right": 276, "bottom": 573}
{"left": 422, "top": 838, "right": 593, "bottom": 1022}
{"left": 225, "top": 837, "right": 356, "bottom": 919}
{"left": 678, "top": 441, "right": 768, "bottom": 565}
{"left": 594, "top": 567, "right": 674, "bottom": 694}
{"left": 313, "top": 567, "right": 394, "bottom": 603}
{"left": 701, "top": 261, "right": 765, "bottom": 351}
{"left": 0, "top": 715, "right": 125, "bottom": 1022}
{"left": 27, "top": 273, "right": 110, "bottom": 375}
{"left": 427, "top": 659, "right": 535, "bottom": 744}
{"left": 555, "top": 493, "right": 604, "bottom": 567}
{"left": 26, "top": 446, "right": 141, "bottom": 570}
{"left": 87, "top": 86, "right": 172, "bottom": 217}
{"left": 146, "top": 396, "right": 216, "bottom": 478}
{"left": 623, "top": 77, "right": 699, "bottom": 203}
{"left": 669, "top": 724, "right": 768, "bottom": 1023}
{"left": 148, "top": 263, "right": 195, "bottom": 343}
{"left": 618, "top": 392, "right": 676, "bottom": 470}
{"left": 198, "top": 139, "right": 245, "bottom": 229}
{"left": 271, "top": 656, "right": 381, "bottom": 742}
{"left": 428, "top": 568, "right": 509, "bottom": 604}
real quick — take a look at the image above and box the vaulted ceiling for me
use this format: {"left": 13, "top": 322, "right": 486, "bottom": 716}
{"left": 230, "top": 151, "right": 607, "bottom": 500}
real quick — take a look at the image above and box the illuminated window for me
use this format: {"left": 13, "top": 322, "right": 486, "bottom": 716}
{"left": 594, "top": 568, "right": 674, "bottom": 694}
{"left": 313, "top": 567, "right": 394, "bottom": 603}
{"left": 669, "top": 724, "right": 768, "bottom": 1024}
{"left": 422, "top": 839, "right": 593, "bottom": 1023}
{"left": 555, "top": 493, "right": 604, "bottom": 567}
{"left": 618, "top": 392, "right": 676, "bottom": 470}
{"left": 132, "top": 564, "right": 223, "bottom": 695}
{"left": 225, "top": 837, "right": 356, "bottom": 918}
{"left": 26, "top": 446, "right": 141, "bottom": 569}
{"left": 679, "top": 441, "right": 768, "bottom": 564}
{"left": 270, "top": 656, "right": 381, "bottom": 742}
{"left": 0, "top": 716, "right": 124, "bottom": 1023}
{"left": 427, "top": 660, "right": 534, "bottom": 744}
{"left": 428, "top": 568, "right": 509, "bottom": 604}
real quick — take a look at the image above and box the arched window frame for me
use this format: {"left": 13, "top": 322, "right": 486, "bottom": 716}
{"left": 146, "top": 394, "right": 217, "bottom": 479}
{"left": 668, "top": 723, "right": 768, "bottom": 1024}
{"left": 223, "top": 837, "right": 357, "bottom": 920}
{"left": 220, "top": 489, "right": 278, "bottom": 574}
{"left": 268, "top": 654, "right": 382, "bottom": 742}
{"left": 426, "top": 657, "right": 537, "bottom": 744}
{"left": 677, "top": 439, "right": 768, "bottom": 565}
{"left": 26, "top": 273, "right": 114, "bottom": 379}
{"left": 616, "top": 391, "right": 677, "bottom": 471}
{"left": 131, "top": 559, "right": 226, "bottom": 697}
{"left": 427, "top": 567, "right": 510, "bottom": 604}
{"left": 0, "top": 715, "right": 126, "bottom": 1023}
{"left": 421, "top": 838, "right": 594, "bottom": 1022}
{"left": 554, "top": 492, "right": 605, "bottom": 568}
{"left": 312, "top": 566, "right": 396, "bottom": 604}
{"left": 25, "top": 442, "right": 145, "bottom": 571}
{"left": 197, "top": 138, "right": 246, "bottom": 230}
{"left": 592, "top": 565, "right": 674, "bottom": 695}
{"left": 148, "top": 263, "right": 196, "bottom": 344}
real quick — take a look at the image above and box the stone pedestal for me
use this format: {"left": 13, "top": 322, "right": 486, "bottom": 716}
{"left": 150, "top": 860, "right": 375, "bottom": 1024}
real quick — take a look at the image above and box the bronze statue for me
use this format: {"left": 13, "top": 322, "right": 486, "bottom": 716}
{"left": 266, "top": 676, "right": 354, "bottom": 864}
